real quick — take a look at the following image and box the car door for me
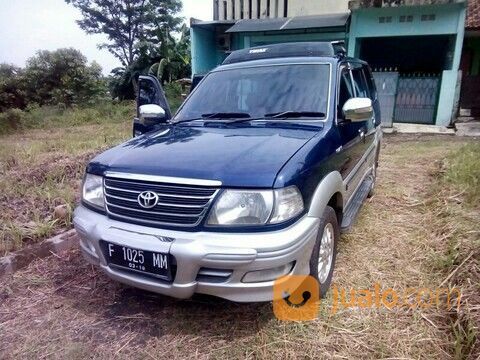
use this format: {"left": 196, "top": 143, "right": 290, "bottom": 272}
{"left": 350, "top": 63, "right": 376, "bottom": 155}
{"left": 133, "top": 75, "right": 172, "bottom": 136}
{"left": 336, "top": 63, "right": 373, "bottom": 203}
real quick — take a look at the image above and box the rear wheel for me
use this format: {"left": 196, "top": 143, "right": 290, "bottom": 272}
{"left": 309, "top": 206, "right": 339, "bottom": 298}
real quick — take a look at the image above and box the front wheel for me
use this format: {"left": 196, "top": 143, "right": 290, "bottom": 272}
{"left": 309, "top": 206, "right": 339, "bottom": 298}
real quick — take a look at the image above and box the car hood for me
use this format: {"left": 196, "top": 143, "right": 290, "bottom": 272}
{"left": 88, "top": 123, "right": 321, "bottom": 187}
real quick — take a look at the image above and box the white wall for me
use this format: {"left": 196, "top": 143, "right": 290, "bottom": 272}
{"left": 288, "top": 0, "right": 349, "bottom": 16}
{"left": 216, "top": 0, "right": 349, "bottom": 20}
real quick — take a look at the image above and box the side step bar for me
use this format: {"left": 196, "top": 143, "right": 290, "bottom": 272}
{"left": 340, "top": 177, "right": 373, "bottom": 233}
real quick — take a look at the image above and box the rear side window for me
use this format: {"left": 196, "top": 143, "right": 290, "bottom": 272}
{"left": 351, "top": 66, "right": 369, "bottom": 98}
{"left": 338, "top": 68, "right": 354, "bottom": 114}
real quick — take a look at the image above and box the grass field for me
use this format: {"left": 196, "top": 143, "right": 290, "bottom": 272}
{"left": 0, "top": 132, "right": 478, "bottom": 359}
{"left": 0, "top": 103, "right": 134, "bottom": 255}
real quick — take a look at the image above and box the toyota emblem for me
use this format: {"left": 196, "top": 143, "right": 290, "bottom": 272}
{"left": 137, "top": 191, "right": 159, "bottom": 209}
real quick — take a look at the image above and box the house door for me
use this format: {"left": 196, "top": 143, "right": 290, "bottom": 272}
{"left": 361, "top": 35, "right": 450, "bottom": 125}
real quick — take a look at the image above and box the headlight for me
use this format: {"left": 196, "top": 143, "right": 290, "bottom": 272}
{"left": 269, "top": 186, "right": 304, "bottom": 224}
{"left": 207, "top": 186, "right": 303, "bottom": 226}
{"left": 82, "top": 174, "right": 104, "bottom": 210}
{"left": 207, "top": 190, "right": 274, "bottom": 225}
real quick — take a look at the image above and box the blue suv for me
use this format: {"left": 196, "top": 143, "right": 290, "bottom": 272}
{"left": 74, "top": 42, "right": 382, "bottom": 302}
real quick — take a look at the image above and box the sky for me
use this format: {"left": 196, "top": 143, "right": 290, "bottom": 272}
{"left": 0, "top": 0, "right": 213, "bottom": 74}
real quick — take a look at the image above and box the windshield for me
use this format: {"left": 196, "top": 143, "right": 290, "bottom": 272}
{"left": 175, "top": 64, "right": 330, "bottom": 121}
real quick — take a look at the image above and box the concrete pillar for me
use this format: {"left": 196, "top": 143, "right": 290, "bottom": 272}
{"left": 435, "top": 4, "right": 466, "bottom": 126}
{"left": 226, "top": 0, "right": 233, "bottom": 19}
{"left": 219, "top": 0, "right": 226, "bottom": 20}
{"left": 235, "top": 0, "right": 242, "bottom": 19}
{"left": 260, "top": 0, "right": 268, "bottom": 18}
{"left": 276, "top": 0, "right": 285, "bottom": 18}
{"left": 347, "top": 11, "right": 358, "bottom": 57}
{"left": 243, "top": 0, "right": 251, "bottom": 19}
{"left": 252, "top": 0, "right": 259, "bottom": 19}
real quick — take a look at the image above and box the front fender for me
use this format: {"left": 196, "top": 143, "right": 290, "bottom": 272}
{"left": 307, "top": 171, "right": 345, "bottom": 218}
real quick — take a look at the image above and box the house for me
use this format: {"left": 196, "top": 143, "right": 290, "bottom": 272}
{"left": 190, "top": 0, "right": 470, "bottom": 129}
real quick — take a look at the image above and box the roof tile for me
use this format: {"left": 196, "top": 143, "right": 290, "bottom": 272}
{"left": 467, "top": 0, "right": 480, "bottom": 30}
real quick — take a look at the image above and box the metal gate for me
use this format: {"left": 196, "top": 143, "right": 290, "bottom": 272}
{"left": 394, "top": 74, "right": 440, "bottom": 124}
{"left": 373, "top": 72, "right": 441, "bottom": 126}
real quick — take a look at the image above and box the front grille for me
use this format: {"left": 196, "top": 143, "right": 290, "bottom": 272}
{"left": 104, "top": 177, "right": 219, "bottom": 227}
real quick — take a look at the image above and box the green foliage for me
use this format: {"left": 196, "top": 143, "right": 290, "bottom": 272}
{"left": 147, "top": 24, "right": 191, "bottom": 83}
{"left": 0, "top": 48, "right": 107, "bottom": 112}
{"left": 164, "top": 82, "right": 183, "bottom": 113}
{"left": 0, "top": 78, "right": 184, "bottom": 135}
{"left": 65, "top": 0, "right": 183, "bottom": 67}
{"left": 0, "top": 64, "right": 26, "bottom": 112}
{"left": 443, "top": 143, "right": 480, "bottom": 206}
{"left": 0, "top": 101, "right": 134, "bottom": 135}
{"left": 109, "top": 24, "right": 191, "bottom": 100}
{"left": 0, "top": 108, "right": 26, "bottom": 135}
{"left": 67, "top": 0, "right": 188, "bottom": 100}
{"left": 22, "top": 48, "right": 107, "bottom": 107}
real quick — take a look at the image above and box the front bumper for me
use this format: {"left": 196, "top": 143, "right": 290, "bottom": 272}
{"left": 73, "top": 205, "right": 319, "bottom": 302}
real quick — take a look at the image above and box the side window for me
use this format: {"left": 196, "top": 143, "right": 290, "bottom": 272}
{"left": 351, "top": 66, "right": 369, "bottom": 98}
{"left": 338, "top": 68, "right": 354, "bottom": 116}
{"left": 138, "top": 78, "right": 159, "bottom": 107}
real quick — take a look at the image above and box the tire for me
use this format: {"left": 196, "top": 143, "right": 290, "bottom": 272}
{"left": 309, "top": 206, "right": 339, "bottom": 298}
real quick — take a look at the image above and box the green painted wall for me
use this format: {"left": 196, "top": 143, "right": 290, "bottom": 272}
{"left": 349, "top": 3, "right": 466, "bottom": 126}
{"left": 240, "top": 30, "right": 346, "bottom": 47}
{"left": 191, "top": 27, "right": 218, "bottom": 75}
{"left": 191, "top": 27, "right": 347, "bottom": 76}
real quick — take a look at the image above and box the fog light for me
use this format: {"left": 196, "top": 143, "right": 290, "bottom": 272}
{"left": 242, "top": 262, "right": 294, "bottom": 283}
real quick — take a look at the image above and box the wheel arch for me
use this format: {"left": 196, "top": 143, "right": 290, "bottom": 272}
{"left": 307, "top": 171, "right": 345, "bottom": 221}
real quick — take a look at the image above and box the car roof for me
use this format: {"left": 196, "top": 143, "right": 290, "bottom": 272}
{"left": 214, "top": 56, "right": 367, "bottom": 72}
{"left": 214, "top": 56, "right": 336, "bottom": 72}
{"left": 215, "top": 42, "right": 367, "bottom": 72}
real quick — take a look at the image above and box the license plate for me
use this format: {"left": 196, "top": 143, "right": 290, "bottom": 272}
{"left": 100, "top": 241, "right": 172, "bottom": 281}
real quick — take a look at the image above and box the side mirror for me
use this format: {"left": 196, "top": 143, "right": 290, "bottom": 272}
{"left": 139, "top": 104, "right": 166, "bottom": 125}
{"left": 342, "top": 98, "right": 373, "bottom": 122}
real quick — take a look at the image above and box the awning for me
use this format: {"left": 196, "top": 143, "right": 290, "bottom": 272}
{"left": 190, "top": 18, "right": 236, "bottom": 31}
{"left": 225, "top": 13, "right": 350, "bottom": 33}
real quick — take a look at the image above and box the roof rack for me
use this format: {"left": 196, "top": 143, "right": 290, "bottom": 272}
{"left": 222, "top": 42, "right": 343, "bottom": 65}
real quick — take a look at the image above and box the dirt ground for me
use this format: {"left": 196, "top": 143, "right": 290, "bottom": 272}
{"left": 0, "top": 134, "right": 477, "bottom": 359}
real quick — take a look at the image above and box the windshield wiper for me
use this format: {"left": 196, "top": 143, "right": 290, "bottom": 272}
{"left": 172, "top": 117, "right": 203, "bottom": 125}
{"left": 264, "top": 111, "right": 326, "bottom": 119}
{"left": 172, "top": 113, "right": 252, "bottom": 126}
{"left": 202, "top": 112, "right": 251, "bottom": 119}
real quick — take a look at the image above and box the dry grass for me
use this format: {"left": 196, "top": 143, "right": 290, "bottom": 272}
{"left": 0, "top": 134, "right": 478, "bottom": 359}
{"left": 0, "top": 119, "right": 132, "bottom": 255}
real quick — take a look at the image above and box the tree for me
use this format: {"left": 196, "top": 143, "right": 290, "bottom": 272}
{"left": 148, "top": 23, "right": 191, "bottom": 82}
{"left": 23, "top": 48, "right": 106, "bottom": 106}
{"left": 65, "top": 0, "right": 183, "bottom": 67}
{"left": 0, "top": 64, "right": 26, "bottom": 112}
{"left": 108, "top": 24, "right": 191, "bottom": 100}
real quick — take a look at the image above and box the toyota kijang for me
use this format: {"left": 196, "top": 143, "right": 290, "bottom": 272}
{"left": 74, "top": 42, "right": 382, "bottom": 302}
